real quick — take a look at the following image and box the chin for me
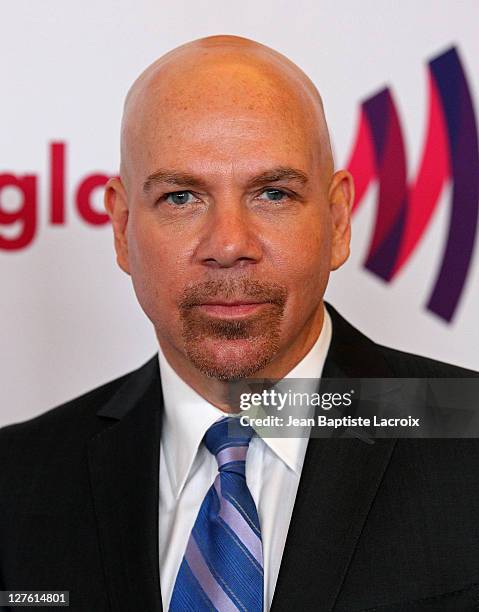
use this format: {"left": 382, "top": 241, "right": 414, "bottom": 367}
{"left": 184, "top": 336, "right": 279, "bottom": 381}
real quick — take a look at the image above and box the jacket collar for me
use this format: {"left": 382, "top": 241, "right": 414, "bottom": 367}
{"left": 322, "top": 301, "right": 393, "bottom": 378}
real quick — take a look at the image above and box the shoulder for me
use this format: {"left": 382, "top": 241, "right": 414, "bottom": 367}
{"left": 375, "top": 342, "right": 478, "bottom": 378}
{"left": 0, "top": 373, "right": 125, "bottom": 444}
{"left": 0, "top": 356, "right": 157, "bottom": 458}
{"left": 0, "top": 355, "right": 160, "bottom": 518}
{"left": 324, "top": 301, "right": 478, "bottom": 378}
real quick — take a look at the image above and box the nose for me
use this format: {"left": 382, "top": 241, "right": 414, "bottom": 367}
{"left": 195, "top": 199, "right": 263, "bottom": 269}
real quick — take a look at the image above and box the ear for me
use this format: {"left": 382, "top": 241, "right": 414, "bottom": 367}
{"left": 104, "top": 177, "right": 131, "bottom": 275}
{"left": 328, "top": 169, "right": 354, "bottom": 271}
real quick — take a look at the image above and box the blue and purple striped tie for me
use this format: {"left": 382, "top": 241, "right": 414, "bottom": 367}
{"left": 169, "top": 416, "right": 264, "bottom": 611}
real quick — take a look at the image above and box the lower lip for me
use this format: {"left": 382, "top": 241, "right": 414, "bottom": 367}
{"left": 196, "top": 303, "right": 266, "bottom": 317}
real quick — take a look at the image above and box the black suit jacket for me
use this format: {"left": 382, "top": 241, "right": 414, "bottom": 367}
{"left": 1, "top": 302, "right": 479, "bottom": 611}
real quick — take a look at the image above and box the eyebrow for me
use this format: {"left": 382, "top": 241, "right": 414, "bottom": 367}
{"left": 142, "top": 166, "right": 309, "bottom": 194}
{"left": 143, "top": 170, "right": 207, "bottom": 193}
{"left": 247, "top": 167, "right": 309, "bottom": 189}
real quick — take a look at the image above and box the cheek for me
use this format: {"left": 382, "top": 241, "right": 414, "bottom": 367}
{"left": 126, "top": 214, "right": 187, "bottom": 325}
{"left": 266, "top": 217, "right": 331, "bottom": 323}
{"left": 268, "top": 216, "right": 331, "bottom": 286}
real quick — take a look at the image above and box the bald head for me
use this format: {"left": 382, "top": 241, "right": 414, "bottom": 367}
{"left": 120, "top": 35, "right": 333, "bottom": 189}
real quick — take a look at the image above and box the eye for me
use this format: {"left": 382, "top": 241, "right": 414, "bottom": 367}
{"left": 257, "top": 188, "right": 289, "bottom": 202}
{"left": 164, "top": 191, "right": 196, "bottom": 206}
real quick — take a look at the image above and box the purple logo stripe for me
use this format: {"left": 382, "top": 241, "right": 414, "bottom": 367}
{"left": 426, "top": 47, "right": 479, "bottom": 321}
{"left": 362, "top": 89, "right": 408, "bottom": 280}
{"left": 184, "top": 537, "right": 240, "bottom": 612}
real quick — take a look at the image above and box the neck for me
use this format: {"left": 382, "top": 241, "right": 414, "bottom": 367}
{"left": 157, "top": 303, "right": 325, "bottom": 413}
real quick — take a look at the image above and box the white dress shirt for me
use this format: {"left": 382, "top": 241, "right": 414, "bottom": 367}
{"left": 157, "top": 305, "right": 332, "bottom": 611}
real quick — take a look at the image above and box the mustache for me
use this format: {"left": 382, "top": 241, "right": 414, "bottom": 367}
{"left": 178, "top": 277, "right": 287, "bottom": 309}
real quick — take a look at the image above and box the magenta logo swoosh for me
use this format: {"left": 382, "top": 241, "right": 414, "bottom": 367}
{"left": 347, "top": 47, "right": 479, "bottom": 322}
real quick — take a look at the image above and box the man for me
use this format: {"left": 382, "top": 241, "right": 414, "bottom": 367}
{"left": 1, "top": 35, "right": 478, "bottom": 612}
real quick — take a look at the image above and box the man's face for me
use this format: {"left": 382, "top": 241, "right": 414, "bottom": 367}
{"left": 107, "top": 59, "right": 351, "bottom": 381}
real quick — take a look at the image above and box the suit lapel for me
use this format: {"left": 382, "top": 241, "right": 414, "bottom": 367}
{"left": 87, "top": 356, "right": 163, "bottom": 612}
{"left": 271, "top": 302, "right": 398, "bottom": 612}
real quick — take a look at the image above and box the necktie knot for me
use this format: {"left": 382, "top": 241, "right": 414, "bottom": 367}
{"left": 204, "top": 416, "right": 254, "bottom": 474}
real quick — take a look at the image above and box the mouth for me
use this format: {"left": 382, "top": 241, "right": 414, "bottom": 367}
{"left": 194, "top": 301, "right": 268, "bottom": 318}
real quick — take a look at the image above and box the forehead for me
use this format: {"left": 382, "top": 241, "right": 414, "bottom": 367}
{"left": 123, "top": 58, "right": 322, "bottom": 181}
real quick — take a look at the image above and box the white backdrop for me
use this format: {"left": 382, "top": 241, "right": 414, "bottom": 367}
{"left": 1, "top": 0, "right": 478, "bottom": 427}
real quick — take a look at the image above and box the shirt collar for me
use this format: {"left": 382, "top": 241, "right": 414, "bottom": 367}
{"left": 261, "top": 306, "right": 331, "bottom": 475}
{"left": 158, "top": 304, "right": 332, "bottom": 498}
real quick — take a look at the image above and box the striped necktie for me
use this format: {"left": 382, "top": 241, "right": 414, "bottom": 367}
{"left": 169, "top": 415, "right": 264, "bottom": 611}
